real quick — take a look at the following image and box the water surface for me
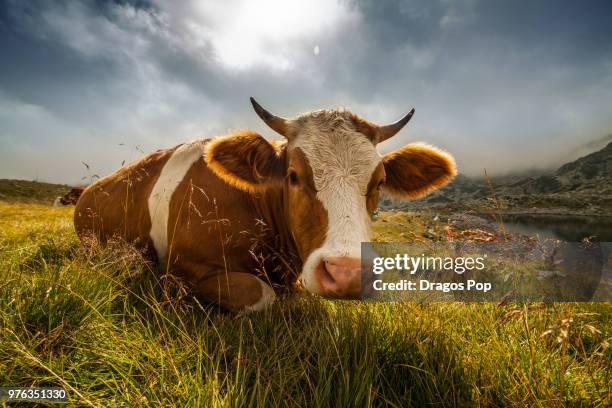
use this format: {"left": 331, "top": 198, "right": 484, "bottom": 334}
{"left": 499, "top": 214, "right": 612, "bottom": 242}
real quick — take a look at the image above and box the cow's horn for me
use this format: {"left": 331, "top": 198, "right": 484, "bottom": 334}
{"left": 376, "top": 108, "right": 415, "bottom": 143}
{"left": 250, "top": 97, "right": 290, "bottom": 138}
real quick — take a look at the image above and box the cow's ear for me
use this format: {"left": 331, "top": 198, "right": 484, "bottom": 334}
{"left": 205, "top": 131, "right": 285, "bottom": 192}
{"left": 382, "top": 143, "right": 456, "bottom": 199}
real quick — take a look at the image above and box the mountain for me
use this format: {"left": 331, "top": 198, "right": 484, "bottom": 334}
{"left": 514, "top": 141, "right": 612, "bottom": 195}
{"left": 388, "top": 142, "right": 612, "bottom": 215}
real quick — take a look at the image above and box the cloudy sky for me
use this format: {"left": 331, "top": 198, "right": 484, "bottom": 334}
{"left": 1, "top": 0, "right": 611, "bottom": 184}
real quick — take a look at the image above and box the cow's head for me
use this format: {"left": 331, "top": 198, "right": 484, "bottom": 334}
{"left": 205, "top": 98, "right": 456, "bottom": 299}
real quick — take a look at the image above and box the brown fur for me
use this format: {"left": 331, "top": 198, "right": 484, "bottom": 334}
{"left": 205, "top": 131, "right": 285, "bottom": 192}
{"left": 348, "top": 113, "right": 378, "bottom": 143}
{"left": 283, "top": 148, "right": 328, "bottom": 260}
{"left": 75, "top": 138, "right": 303, "bottom": 310}
{"left": 382, "top": 143, "right": 457, "bottom": 198}
{"left": 205, "top": 136, "right": 329, "bottom": 270}
{"left": 365, "top": 163, "right": 385, "bottom": 214}
{"left": 165, "top": 146, "right": 301, "bottom": 289}
{"left": 197, "top": 272, "right": 265, "bottom": 310}
{"left": 74, "top": 147, "right": 176, "bottom": 257}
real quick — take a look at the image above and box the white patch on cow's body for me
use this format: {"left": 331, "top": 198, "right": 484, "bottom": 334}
{"left": 290, "top": 111, "right": 381, "bottom": 294}
{"left": 148, "top": 140, "right": 207, "bottom": 261}
{"left": 244, "top": 277, "right": 277, "bottom": 312}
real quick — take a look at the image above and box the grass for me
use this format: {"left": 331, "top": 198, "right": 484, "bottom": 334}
{"left": 0, "top": 202, "right": 610, "bottom": 407}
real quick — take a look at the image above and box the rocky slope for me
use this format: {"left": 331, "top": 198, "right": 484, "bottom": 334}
{"left": 387, "top": 142, "right": 612, "bottom": 216}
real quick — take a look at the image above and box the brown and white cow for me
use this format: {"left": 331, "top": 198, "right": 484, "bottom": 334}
{"left": 54, "top": 187, "right": 84, "bottom": 206}
{"left": 74, "top": 98, "right": 456, "bottom": 311}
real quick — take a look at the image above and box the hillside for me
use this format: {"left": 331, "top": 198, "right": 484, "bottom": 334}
{"left": 0, "top": 179, "right": 72, "bottom": 204}
{"left": 389, "top": 142, "right": 612, "bottom": 216}
{"left": 517, "top": 141, "right": 612, "bottom": 195}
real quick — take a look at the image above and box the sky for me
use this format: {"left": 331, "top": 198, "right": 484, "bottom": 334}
{"left": 1, "top": 0, "right": 611, "bottom": 184}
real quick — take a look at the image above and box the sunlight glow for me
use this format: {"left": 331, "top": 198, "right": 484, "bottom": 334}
{"left": 192, "top": 0, "right": 354, "bottom": 70}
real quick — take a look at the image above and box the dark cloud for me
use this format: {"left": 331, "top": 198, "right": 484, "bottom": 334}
{"left": 0, "top": 0, "right": 611, "bottom": 183}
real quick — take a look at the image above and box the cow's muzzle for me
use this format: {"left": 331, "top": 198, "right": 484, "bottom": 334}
{"left": 314, "top": 257, "right": 362, "bottom": 299}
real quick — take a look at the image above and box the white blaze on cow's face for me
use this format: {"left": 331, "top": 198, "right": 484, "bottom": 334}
{"left": 284, "top": 110, "right": 383, "bottom": 298}
{"left": 206, "top": 98, "right": 457, "bottom": 301}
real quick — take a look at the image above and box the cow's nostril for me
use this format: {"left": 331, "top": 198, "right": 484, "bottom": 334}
{"left": 319, "top": 260, "right": 336, "bottom": 285}
{"left": 317, "top": 256, "right": 362, "bottom": 299}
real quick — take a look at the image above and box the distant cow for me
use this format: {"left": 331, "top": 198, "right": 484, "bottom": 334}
{"left": 74, "top": 98, "right": 456, "bottom": 311}
{"left": 54, "top": 187, "right": 84, "bottom": 206}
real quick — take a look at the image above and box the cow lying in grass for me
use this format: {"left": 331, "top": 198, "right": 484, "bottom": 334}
{"left": 74, "top": 98, "right": 456, "bottom": 311}
{"left": 53, "top": 187, "right": 84, "bottom": 206}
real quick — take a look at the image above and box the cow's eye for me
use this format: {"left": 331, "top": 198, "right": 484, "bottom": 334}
{"left": 289, "top": 170, "right": 299, "bottom": 185}
{"left": 377, "top": 179, "right": 386, "bottom": 190}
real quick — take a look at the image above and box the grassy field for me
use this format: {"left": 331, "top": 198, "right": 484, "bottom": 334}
{"left": 0, "top": 202, "right": 610, "bottom": 407}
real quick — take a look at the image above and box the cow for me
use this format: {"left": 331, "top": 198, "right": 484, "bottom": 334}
{"left": 74, "top": 98, "right": 456, "bottom": 312}
{"left": 54, "top": 187, "right": 84, "bottom": 206}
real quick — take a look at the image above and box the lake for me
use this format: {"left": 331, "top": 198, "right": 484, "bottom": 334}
{"left": 499, "top": 214, "right": 612, "bottom": 242}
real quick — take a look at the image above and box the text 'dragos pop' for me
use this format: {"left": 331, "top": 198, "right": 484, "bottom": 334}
{"left": 361, "top": 241, "right": 611, "bottom": 302}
